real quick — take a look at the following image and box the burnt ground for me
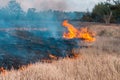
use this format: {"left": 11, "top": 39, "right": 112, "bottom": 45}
{"left": 0, "top": 30, "right": 86, "bottom": 70}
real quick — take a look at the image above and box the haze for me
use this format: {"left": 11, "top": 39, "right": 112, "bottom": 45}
{"left": 0, "top": 0, "right": 106, "bottom": 12}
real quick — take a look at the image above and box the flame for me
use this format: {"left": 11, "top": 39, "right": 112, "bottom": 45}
{"left": 0, "top": 67, "right": 7, "bottom": 76}
{"left": 19, "top": 64, "right": 32, "bottom": 71}
{"left": 49, "top": 54, "right": 58, "bottom": 60}
{"left": 62, "top": 20, "right": 96, "bottom": 42}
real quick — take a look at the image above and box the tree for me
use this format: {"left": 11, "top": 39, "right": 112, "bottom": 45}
{"left": 92, "top": 2, "right": 112, "bottom": 24}
{"left": 113, "top": 0, "right": 120, "bottom": 4}
{"left": 112, "top": 0, "right": 120, "bottom": 23}
{"left": 7, "top": 0, "right": 24, "bottom": 20}
{"left": 81, "top": 10, "right": 93, "bottom": 22}
{"left": 27, "top": 8, "right": 36, "bottom": 20}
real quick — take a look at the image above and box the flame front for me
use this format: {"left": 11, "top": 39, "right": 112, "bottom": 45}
{"left": 62, "top": 20, "right": 96, "bottom": 42}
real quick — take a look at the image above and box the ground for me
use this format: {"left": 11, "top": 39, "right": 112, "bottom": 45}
{"left": 0, "top": 23, "right": 120, "bottom": 80}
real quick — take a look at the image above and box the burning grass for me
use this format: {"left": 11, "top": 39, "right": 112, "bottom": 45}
{"left": 0, "top": 20, "right": 96, "bottom": 70}
{"left": 63, "top": 20, "right": 96, "bottom": 42}
{"left": 0, "top": 53, "right": 120, "bottom": 80}
{"left": 0, "top": 22, "right": 120, "bottom": 80}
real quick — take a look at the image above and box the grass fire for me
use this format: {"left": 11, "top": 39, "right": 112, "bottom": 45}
{"left": 0, "top": 22, "right": 120, "bottom": 80}
{"left": 0, "top": 20, "right": 96, "bottom": 71}
{"left": 62, "top": 20, "right": 96, "bottom": 42}
{"left": 0, "top": 0, "right": 120, "bottom": 80}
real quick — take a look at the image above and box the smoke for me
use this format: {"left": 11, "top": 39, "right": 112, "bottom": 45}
{"left": 16, "top": 0, "right": 106, "bottom": 12}
{"left": 0, "top": 0, "right": 106, "bottom": 12}
{"left": 0, "top": 0, "right": 10, "bottom": 8}
{"left": 16, "top": 0, "right": 68, "bottom": 12}
{"left": 0, "top": 0, "right": 106, "bottom": 38}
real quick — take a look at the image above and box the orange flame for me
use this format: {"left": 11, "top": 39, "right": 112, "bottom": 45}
{"left": 19, "top": 64, "right": 32, "bottom": 71}
{"left": 62, "top": 20, "right": 96, "bottom": 42}
{"left": 49, "top": 54, "right": 58, "bottom": 60}
{"left": 0, "top": 67, "right": 7, "bottom": 76}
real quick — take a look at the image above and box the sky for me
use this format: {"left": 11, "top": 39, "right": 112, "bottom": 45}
{"left": 0, "top": 0, "right": 106, "bottom": 12}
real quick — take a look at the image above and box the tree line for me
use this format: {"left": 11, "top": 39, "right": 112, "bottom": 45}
{"left": 0, "top": 1, "right": 83, "bottom": 21}
{"left": 81, "top": 0, "right": 120, "bottom": 24}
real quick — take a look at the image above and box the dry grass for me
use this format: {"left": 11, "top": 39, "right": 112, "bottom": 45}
{"left": 0, "top": 54, "right": 120, "bottom": 80}
{"left": 0, "top": 23, "right": 120, "bottom": 80}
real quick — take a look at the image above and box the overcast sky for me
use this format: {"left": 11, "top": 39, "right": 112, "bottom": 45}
{"left": 0, "top": 0, "right": 106, "bottom": 12}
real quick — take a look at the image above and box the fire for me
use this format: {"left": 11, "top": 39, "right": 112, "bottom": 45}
{"left": 62, "top": 20, "right": 96, "bottom": 42}
{"left": 49, "top": 54, "right": 58, "bottom": 60}
{"left": 0, "top": 67, "right": 7, "bottom": 76}
{"left": 19, "top": 64, "right": 32, "bottom": 71}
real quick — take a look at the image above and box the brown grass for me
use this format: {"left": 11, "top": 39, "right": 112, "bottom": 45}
{"left": 0, "top": 23, "right": 120, "bottom": 80}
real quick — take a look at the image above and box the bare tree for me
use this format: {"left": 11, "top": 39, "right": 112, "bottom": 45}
{"left": 103, "top": 11, "right": 112, "bottom": 24}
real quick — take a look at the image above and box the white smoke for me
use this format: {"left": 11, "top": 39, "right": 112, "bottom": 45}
{"left": 0, "top": 0, "right": 10, "bottom": 8}
{"left": 16, "top": 0, "right": 68, "bottom": 12}
{"left": 0, "top": 0, "right": 106, "bottom": 12}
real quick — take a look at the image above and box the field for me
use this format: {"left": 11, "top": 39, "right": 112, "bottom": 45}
{"left": 0, "top": 23, "right": 120, "bottom": 80}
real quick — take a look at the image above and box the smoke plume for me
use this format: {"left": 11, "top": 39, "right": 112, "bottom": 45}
{"left": 0, "top": 0, "right": 106, "bottom": 12}
{"left": 16, "top": 0, "right": 68, "bottom": 12}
